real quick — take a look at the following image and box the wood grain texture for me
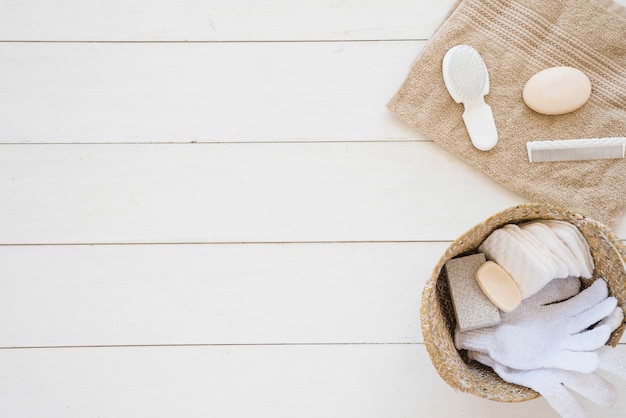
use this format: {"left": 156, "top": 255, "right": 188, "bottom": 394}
{"left": 0, "top": 142, "right": 533, "bottom": 244}
{"left": 0, "top": 0, "right": 455, "bottom": 41}
{"left": 0, "top": 41, "right": 422, "bottom": 143}
{"left": 1, "top": 344, "right": 625, "bottom": 418}
{"left": 0, "top": 242, "right": 442, "bottom": 347}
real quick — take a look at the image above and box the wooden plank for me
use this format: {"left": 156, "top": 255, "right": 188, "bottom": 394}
{"left": 0, "top": 41, "right": 423, "bottom": 143}
{"left": 0, "top": 0, "right": 456, "bottom": 41}
{"left": 3, "top": 142, "right": 624, "bottom": 243}
{"left": 1, "top": 344, "right": 624, "bottom": 417}
{"left": 0, "top": 142, "right": 528, "bottom": 245}
{"left": 3, "top": 241, "right": 624, "bottom": 348}
{"left": 0, "top": 242, "right": 444, "bottom": 347}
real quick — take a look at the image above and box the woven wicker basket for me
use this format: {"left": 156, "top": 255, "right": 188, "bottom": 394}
{"left": 421, "top": 203, "right": 626, "bottom": 402}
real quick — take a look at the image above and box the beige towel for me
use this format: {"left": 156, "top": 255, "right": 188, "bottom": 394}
{"left": 388, "top": 0, "right": 626, "bottom": 226}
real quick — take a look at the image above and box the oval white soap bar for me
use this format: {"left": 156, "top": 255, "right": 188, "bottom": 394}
{"left": 522, "top": 66, "right": 591, "bottom": 115}
{"left": 475, "top": 261, "right": 522, "bottom": 312}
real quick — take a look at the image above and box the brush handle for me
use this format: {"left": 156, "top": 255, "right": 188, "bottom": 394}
{"left": 462, "top": 98, "right": 498, "bottom": 151}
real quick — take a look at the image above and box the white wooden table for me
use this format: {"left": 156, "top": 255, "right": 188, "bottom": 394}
{"left": 1, "top": 1, "right": 625, "bottom": 416}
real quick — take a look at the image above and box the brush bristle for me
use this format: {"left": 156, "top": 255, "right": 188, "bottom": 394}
{"left": 445, "top": 46, "right": 488, "bottom": 101}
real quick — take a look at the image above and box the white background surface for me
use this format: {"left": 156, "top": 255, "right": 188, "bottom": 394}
{"left": 1, "top": 0, "right": 625, "bottom": 417}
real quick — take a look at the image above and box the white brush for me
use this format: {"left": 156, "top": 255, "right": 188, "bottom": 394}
{"left": 526, "top": 137, "right": 626, "bottom": 163}
{"left": 442, "top": 45, "right": 498, "bottom": 151}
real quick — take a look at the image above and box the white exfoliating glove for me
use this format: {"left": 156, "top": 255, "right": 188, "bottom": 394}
{"left": 455, "top": 278, "right": 617, "bottom": 373}
{"left": 468, "top": 324, "right": 626, "bottom": 418}
{"left": 593, "top": 307, "right": 626, "bottom": 378}
{"left": 469, "top": 350, "right": 616, "bottom": 418}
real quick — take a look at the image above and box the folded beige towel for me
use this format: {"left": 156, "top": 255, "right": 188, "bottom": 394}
{"left": 388, "top": 0, "right": 626, "bottom": 226}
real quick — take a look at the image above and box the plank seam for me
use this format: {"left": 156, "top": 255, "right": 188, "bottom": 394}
{"left": 0, "top": 342, "right": 423, "bottom": 351}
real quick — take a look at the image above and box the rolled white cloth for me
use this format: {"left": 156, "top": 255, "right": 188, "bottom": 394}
{"left": 478, "top": 220, "right": 594, "bottom": 299}
{"left": 540, "top": 220, "right": 594, "bottom": 278}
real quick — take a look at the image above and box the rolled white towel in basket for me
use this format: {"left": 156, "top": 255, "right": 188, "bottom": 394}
{"left": 540, "top": 220, "right": 594, "bottom": 278}
{"left": 478, "top": 220, "right": 594, "bottom": 299}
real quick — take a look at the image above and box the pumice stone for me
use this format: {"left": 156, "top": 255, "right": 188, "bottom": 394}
{"left": 522, "top": 66, "right": 592, "bottom": 115}
{"left": 444, "top": 253, "right": 501, "bottom": 331}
